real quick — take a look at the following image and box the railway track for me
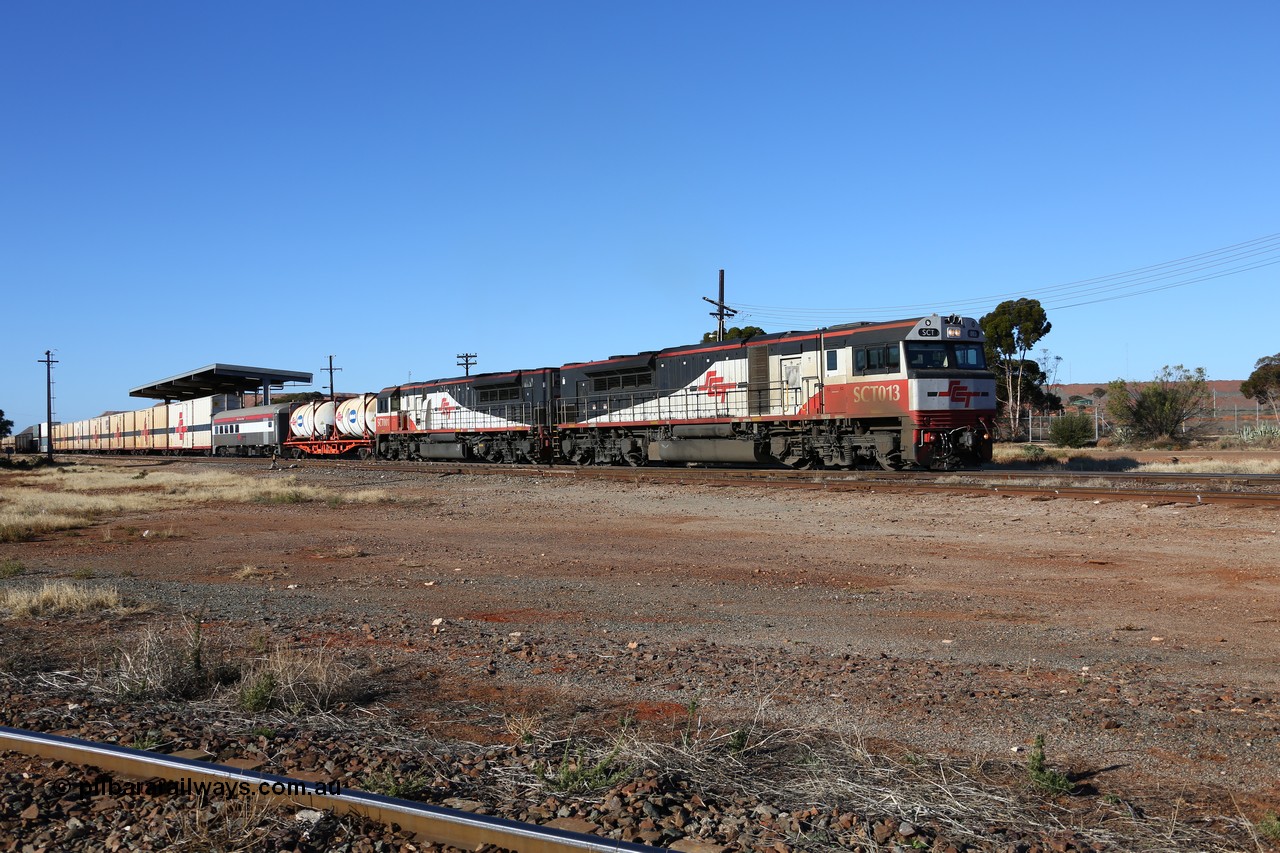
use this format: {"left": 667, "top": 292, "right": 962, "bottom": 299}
{"left": 0, "top": 725, "right": 657, "bottom": 853}
{"left": 52, "top": 453, "right": 1280, "bottom": 506}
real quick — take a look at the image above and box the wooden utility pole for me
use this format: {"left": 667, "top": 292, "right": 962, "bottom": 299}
{"left": 38, "top": 350, "right": 57, "bottom": 461}
{"left": 457, "top": 353, "right": 477, "bottom": 377}
{"left": 702, "top": 269, "right": 737, "bottom": 341}
{"left": 324, "top": 355, "right": 342, "bottom": 405}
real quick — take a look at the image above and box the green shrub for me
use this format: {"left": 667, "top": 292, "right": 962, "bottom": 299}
{"left": 1027, "top": 734, "right": 1074, "bottom": 795}
{"left": 1049, "top": 413, "right": 1094, "bottom": 448}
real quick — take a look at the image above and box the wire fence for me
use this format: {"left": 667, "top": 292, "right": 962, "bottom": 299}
{"left": 1015, "top": 404, "right": 1277, "bottom": 443}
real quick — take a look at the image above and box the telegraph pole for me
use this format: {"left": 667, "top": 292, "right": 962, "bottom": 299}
{"left": 702, "top": 269, "right": 737, "bottom": 342}
{"left": 457, "top": 353, "right": 477, "bottom": 377}
{"left": 38, "top": 350, "right": 57, "bottom": 462}
{"left": 324, "top": 355, "right": 342, "bottom": 405}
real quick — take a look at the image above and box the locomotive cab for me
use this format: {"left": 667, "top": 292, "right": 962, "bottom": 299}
{"left": 899, "top": 315, "right": 995, "bottom": 468}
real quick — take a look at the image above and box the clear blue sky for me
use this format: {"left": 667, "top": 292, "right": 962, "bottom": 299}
{"left": 3, "top": 2, "right": 1277, "bottom": 430}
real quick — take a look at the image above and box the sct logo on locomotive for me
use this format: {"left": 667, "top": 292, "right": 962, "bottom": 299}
{"left": 933, "top": 380, "right": 982, "bottom": 408}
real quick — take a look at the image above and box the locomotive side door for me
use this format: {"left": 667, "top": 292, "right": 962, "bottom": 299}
{"left": 781, "top": 357, "right": 803, "bottom": 413}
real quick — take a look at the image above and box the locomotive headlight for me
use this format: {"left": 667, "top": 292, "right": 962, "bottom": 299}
{"left": 946, "top": 327, "right": 962, "bottom": 338}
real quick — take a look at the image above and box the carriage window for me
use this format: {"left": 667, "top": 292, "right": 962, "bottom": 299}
{"left": 855, "top": 349, "right": 866, "bottom": 372}
{"left": 826, "top": 350, "right": 838, "bottom": 372}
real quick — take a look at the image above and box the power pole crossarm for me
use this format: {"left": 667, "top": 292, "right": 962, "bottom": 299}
{"left": 457, "top": 353, "right": 477, "bottom": 377}
{"left": 702, "top": 269, "right": 737, "bottom": 342}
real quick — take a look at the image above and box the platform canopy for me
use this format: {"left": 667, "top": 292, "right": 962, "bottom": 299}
{"left": 129, "top": 364, "right": 313, "bottom": 402}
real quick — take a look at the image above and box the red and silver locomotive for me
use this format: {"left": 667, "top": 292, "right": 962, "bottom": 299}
{"left": 375, "top": 314, "right": 995, "bottom": 470}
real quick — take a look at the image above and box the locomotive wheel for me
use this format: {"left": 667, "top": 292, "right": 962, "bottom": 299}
{"left": 877, "top": 451, "right": 904, "bottom": 471}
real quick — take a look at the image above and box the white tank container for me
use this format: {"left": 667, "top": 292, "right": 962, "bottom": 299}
{"left": 335, "top": 398, "right": 357, "bottom": 437}
{"left": 336, "top": 395, "right": 368, "bottom": 437}
{"left": 291, "top": 402, "right": 317, "bottom": 438}
{"left": 335, "top": 394, "right": 378, "bottom": 437}
{"left": 312, "top": 401, "right": 337, "bottom": 437}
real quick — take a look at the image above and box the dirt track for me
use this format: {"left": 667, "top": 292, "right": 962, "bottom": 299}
{"left": 2, "top": 458, "right": 1278, "bottom": 850}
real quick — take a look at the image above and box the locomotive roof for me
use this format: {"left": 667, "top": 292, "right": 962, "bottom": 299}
{"left": 382, "top": 314, "right": 981, "bottom": 392}
{"left": 379, "top": 367, "right": 557, "bottom": 395}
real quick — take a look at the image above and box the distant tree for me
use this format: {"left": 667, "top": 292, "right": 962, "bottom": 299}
{"left": 272, "top": 392, "right": 326, "bottom": 404}
{"left": 1105, "top": 365, "right": 1209, "bottom": 444}
{"left": 1241, "top": 353, "right": 1280, "bottom": 423}
{"left": 0, "top": 409, "right": 13, "bottom": 438}
{"left": 979, "top": 299, "right": 1052, "bottom": 438}
{"left": 702, "top": 325, "right": 765, "bottom": 343}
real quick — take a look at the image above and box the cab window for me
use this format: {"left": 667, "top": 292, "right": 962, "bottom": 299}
{"left": 952, "top": 343, "right": 986, "bottom": 368}
{"left": 905, "top": 342, "right": 948, "bottom": 369}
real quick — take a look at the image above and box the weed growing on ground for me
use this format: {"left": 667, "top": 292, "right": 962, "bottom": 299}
{"left": 361, "top": 767, "right": 432, "bottom": 798}
{"left": 238, "top": 673, "right": 277, "bottom": 712}
{"left": 537, "top": 738, "right": 632, "bottom": 794}
{"left": 1257, "top": 813, "right": 1280, "bottom": 842}
{"left": 130, "top": 732, "right": 163, "bottom": 751}
{"left": 0, "top": 558, "right": 24, "bottom": 579}
{"left": 1027, "top": 735, "right": 1074, "bottom": 795}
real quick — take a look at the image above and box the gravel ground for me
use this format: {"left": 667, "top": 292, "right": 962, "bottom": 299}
{"left": 1, "top": 458, "right": 1277, "bottom": 851}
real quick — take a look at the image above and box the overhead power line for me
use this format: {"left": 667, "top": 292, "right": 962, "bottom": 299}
{"left": 732, "top": 231, "right": 1280, "bottom": 325}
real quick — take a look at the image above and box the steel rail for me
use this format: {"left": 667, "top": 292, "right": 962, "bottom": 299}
{"left": 0, "top": 725, "right": 658, "bottom": 853}
{"left": 65, "top": 453, "right": 1280, "bottom": 505}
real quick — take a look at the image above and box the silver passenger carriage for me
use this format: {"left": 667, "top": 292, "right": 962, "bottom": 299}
{"left": 211, "top": 403, "right": 292, "bottom": 457}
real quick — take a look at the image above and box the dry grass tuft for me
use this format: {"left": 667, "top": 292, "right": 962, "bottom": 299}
{"left": 338, "top": 489, "right": 392, "bottom": 504}
{"left": 159, "top": 791, "right": 282, "bottom": 852}
{"left": 503, "top": 711, "right": 544, "bottom": 742}
{"left": 235, "top": 645, "right": 370, "bottom": 714}
{"left": 110, "top": 620, "right": 238, "bottom": 699}
{"left": 233, "top": 565, "right": 280, "bottom": 581}
{"left": 1138, "top": 458, "right": 1280, "bottom": 475}
{"left": 0, "top": 466, "right": 395, "bottom": 542}
{"left": 0, "top": 581, "right": 123, "bottom": 617}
